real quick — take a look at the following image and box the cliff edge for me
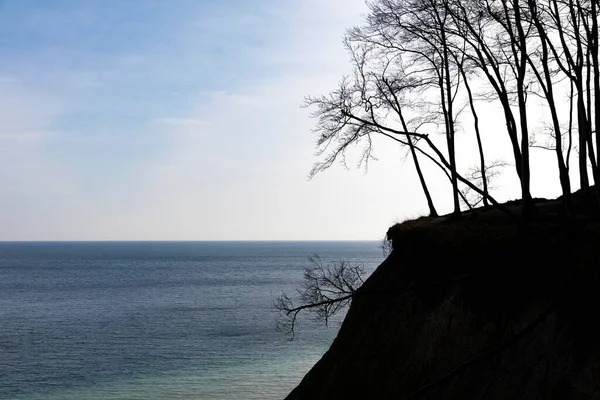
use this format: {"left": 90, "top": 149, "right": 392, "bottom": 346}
{"left": 286, "top": 199, "right": 600, "bottom": 399}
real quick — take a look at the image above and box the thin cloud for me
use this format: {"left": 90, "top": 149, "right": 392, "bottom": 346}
{"left": 0, "top": 0, "right": 425, "bottom": 240}
{"left": 156, "top": 118, "right": 211, "bottom": 127}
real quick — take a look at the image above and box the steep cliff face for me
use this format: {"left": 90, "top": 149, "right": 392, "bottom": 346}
{"left": 286, "top": 211, "right": 600, "bottom": 399}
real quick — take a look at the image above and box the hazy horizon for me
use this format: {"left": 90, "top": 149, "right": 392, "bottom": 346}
{"left": 0, "top": 239, "right": 381, "bottom": 242}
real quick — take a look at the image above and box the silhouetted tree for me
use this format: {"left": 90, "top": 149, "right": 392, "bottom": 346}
{"left": 307, "top": 0, "right": 600, "bottom": 219}
{"left": 274, "top": 255, "right": 366, "bottom": 340}
{"left": 306, "top": 0, "right": 510, "bottom": 214}
{"left": 540, "top": 0, "right": 598, "bottom": 195}
{"left": 453, "top": 48, "right": 491, "bottom": 207}
{"left": 305, "top": 41, "right": 441, "bottom": 217}
{"left": 447, "top": 0, "right": 525, "bottom": 198}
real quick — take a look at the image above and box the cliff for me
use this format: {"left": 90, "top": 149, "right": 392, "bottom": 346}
{"left": 286, "top": 198, "right": 600, "bottom": 399}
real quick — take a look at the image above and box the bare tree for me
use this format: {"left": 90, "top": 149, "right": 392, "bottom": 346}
{"left": 307, "top": 0, "right": 513, "bottom": 217}
{"left": 305, "top": 30, "right": 441, "bottom": 217}
{"left": 358, "top": 0, "right": 464, "bottom": 215}
{"left": 307, "top": 0, "right": 600, "bottom": 222}
{"left": 543, "top": 0, "right": 597, "bottom": 193}
{"left": 448, "top": 0, "right": 525, "bottom": 192}
{"left": 274, "top": 255, "right": 366, "bottom": 340}
{"left": 526, "top": 0, "right": 573, "bottom": 215}
{"left": 453, "top": 49, "right": 491, "bottom": 207}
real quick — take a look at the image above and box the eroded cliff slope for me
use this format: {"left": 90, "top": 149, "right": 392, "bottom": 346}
{"left": 287, "top": 205, "right": 600, "bottom": 399}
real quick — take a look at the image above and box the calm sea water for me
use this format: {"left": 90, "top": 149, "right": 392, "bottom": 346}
{"left": 0, "top": 241, "right": 383, "bottom": 400}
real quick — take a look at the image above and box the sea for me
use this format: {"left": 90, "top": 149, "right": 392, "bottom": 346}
{"left": 0, "top": 241, "right": 384, "bottom": 400}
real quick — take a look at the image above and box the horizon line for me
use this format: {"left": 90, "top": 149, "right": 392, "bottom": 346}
{"left": 0, "top": 239, "right": 383, "bottom": 243}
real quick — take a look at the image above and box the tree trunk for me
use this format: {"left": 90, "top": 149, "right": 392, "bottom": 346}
{"left": 408, "top": 137, "right": 438, "bottom": 217}
{"left": 460, "top": 63, "right": 489, "bottom": 207}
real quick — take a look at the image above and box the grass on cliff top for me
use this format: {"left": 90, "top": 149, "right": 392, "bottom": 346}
{"left": 387, "top": 186, "right": 600, "bottom": 241}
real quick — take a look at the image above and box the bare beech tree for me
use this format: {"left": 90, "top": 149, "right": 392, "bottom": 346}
{"left": 274, "top": 255, "right": 366, "bottom": 340}
{"left": 305, "top": 55, "right": 504, "bottom": 212}
{"left": 305, "top": 40, "right": 441, "bottom": 217}
{"left": 356, "top": 0, "right": 464, "bottom": 215}
{"left": 452, "top": 48, "right": 491, "bottom": 207}
{"left": 307, "top": 0, "right": 507, "bottom": 214}
{"left": 541, "top": 0, "right": 598, "bottom": 194}
{"left": 317, "top": 0, "right": 600, "bottom": 219}
{"left": 447, "top": 0, "right": 525, "bottom": 192}
{"left": 525, "top": 0, "right": 573, "bottom": 214}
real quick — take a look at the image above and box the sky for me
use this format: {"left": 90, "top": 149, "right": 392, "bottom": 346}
{"left": 0, "top": 0, "right": 565, "bottom": 240}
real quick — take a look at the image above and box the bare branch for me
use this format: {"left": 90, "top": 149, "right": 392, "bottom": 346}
{"left": 274, "top": 255, "right": 367, "bottom": 340}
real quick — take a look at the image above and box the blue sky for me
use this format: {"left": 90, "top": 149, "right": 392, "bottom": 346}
{"left": 0, "top": 0, "right": 562, "bottom": 240}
